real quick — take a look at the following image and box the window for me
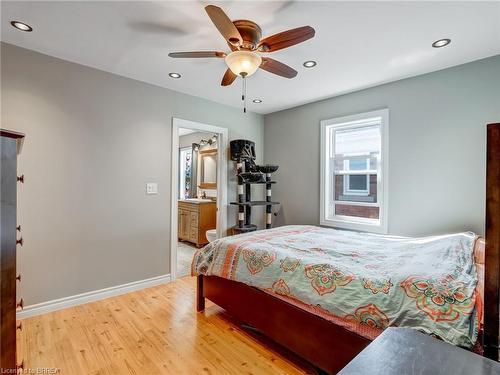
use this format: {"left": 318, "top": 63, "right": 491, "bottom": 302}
{"left": 320, "top": 109, "right": 388, "bottom": 233}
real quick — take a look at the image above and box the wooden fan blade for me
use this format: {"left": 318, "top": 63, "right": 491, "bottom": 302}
{"left": 168, "top": 51, "right": 226, "bottom": 58}
{"left": 221, "top": 68, "right": 237, "bottom": 86}
{"left": 258, "top": 26, "right": 315, "bottom": 52}
{"left": 260, "top": 58, "right": 297, "bottom": 78}
{"left": 205, "top": 5, "right": 243, "bottom": 46}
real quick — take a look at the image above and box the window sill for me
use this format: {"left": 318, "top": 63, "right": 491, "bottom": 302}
{"left": 320, "top": 217, "right": 388, "bottom": 234}
{"left": 337, "top": 195, "right": 375, "bottom": 203}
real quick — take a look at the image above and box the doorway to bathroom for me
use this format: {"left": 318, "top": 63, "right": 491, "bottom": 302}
{"left": 171, "top": 118, "right": 228, "bottom": 280}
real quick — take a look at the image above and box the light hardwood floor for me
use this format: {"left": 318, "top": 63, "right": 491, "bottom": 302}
{"left": 177, "top": 241, "right": 198, "bottom": 277}
{"left": 18, "top": 277, "right": 314, "bottom": 374}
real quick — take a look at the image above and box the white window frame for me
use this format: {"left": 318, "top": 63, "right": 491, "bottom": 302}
{"left": 320, "top": 109, "right": 389, "bottom": 234}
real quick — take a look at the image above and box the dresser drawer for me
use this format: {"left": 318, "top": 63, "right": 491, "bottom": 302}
{"left": 190, "top": 211, "right": 198, "bottom": 226}
{"left": 179, "top": 201, "right": 200, "bottom": 213}
{"left": 189, "top": 228, "right": 198, "bottom": 242}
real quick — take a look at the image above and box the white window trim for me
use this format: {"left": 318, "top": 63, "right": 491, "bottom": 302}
{"left": 320, "top": 109, "right": 389, "bottom": 234}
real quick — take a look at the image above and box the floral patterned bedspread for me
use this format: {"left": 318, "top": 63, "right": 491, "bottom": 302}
{"left": 192, "top": 225, "right": 481, "bottom": 347}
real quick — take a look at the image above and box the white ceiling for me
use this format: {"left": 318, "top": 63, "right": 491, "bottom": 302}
{"left": 1, "top": 1, "right": 499, "bottom": 114}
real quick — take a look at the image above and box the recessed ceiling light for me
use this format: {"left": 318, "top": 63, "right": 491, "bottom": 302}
{"left": 432, "top": 39, "right": 451, "bottom": 48}
{"left": 303, "top": 60, "right": 317, "bottom": 68}
{"left": 252, "top": 99, "right": 262, "bottom": 103}
{"left": 169, "top": 72, "right": 181, "bottom": 78}
{"left": 10, "top": 21, "right": 33, "bottom": 32}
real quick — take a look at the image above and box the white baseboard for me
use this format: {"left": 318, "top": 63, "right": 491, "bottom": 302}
{"left": 17, "top": 274, "right": 171, "bottom": 319}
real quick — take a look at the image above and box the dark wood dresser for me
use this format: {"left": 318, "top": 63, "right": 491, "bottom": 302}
{"left": 339, "top": 327, "right": 500, "bottom": 375}
{"left": 1, "top": 129, "right": 25, "bottom": 372}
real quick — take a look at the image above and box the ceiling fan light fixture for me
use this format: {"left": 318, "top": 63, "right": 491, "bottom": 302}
{"left": 225, "top": 51, "right": 262, "bottom": 77}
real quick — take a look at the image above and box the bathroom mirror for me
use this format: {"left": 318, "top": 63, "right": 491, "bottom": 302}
{"left": 199, "top": 149, "right": 217, "bottom": 189}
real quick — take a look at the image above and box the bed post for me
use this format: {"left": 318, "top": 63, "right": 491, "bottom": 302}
{"left": 484, "top": 123, "right": 500, "bottom": 360}
{"left": 197, "top": 275, "right": 205, "bottom": 311}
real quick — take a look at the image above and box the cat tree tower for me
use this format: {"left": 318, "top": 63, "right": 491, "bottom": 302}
{"left": 229, "top": 139, "right": 279, "bottom": 234}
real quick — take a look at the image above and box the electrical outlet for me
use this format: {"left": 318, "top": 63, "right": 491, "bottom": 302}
{"left": 146, "top": 183, "right": 158, "bottom": 195}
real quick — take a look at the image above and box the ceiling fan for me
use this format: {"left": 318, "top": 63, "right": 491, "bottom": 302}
{"left": 168, "top": 5, "right": 315, "bottom": 87}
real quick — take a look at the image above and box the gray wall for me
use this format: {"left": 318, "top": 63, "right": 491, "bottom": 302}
{"left": 1, "top": 43, "right": 264, "bottom": 305}
{"left": 264, "top": 55, "right": 500, "bottom": 237}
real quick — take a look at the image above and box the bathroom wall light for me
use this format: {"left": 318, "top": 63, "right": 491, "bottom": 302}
{"left": 199, "top": 134, "right": 218, "bottom": 147}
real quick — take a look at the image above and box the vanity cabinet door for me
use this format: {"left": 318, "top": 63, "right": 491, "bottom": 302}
{"left": 178, "top": 209, "right": 190, "bottom": 240}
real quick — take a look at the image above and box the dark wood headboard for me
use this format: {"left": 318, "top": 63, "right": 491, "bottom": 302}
{"left": 484, "top": 122, "right": 500, "bottom": 360}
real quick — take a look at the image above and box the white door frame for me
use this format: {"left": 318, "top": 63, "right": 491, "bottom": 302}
{"left": 171, "top": 117, "right": 228, "bottom": 281}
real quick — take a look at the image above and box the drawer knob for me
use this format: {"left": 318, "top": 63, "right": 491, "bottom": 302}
{"left": 17, "top": 225, "right": 21, "bottom": 232}
{"left": 17, "top": 360, "right": 24, "bottom": 370}
{"left": 16, "top": 274, "right": 21, "bottom": 282}
{"left": 16, "top": 298, "right": 24, "bottom": 310}
{"left": 17, "top": 321, "right": 22, "bottom": 331}
{"left": 17, "top": 174, "right": 24, "bottom": 183}
{"left": 16, "top": 238, "right": 23, "bottom": 246}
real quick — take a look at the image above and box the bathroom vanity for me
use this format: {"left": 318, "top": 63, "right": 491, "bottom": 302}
{"left": 178, "top": 199, "right": 217, "bottom": 247}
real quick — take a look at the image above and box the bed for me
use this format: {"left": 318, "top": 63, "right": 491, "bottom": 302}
{"left": 192, "top": 226, "right": 484, "bottom": 372}
{"left": 191, "top": 123, "right": 500, "bottom": 374}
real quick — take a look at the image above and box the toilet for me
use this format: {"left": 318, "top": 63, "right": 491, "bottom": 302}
{"left": 205, "top": 229, "right": 217, "bottom": 243}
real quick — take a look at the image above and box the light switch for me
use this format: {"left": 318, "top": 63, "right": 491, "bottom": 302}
{"left": 146, "top": 183, "right": 158, "bottom": 195}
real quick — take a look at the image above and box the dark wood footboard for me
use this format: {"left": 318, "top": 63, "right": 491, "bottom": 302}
{"left": 196, "top": 274, "right": 205, "bottom": 311}
{"left": 197, "top": 275, "right": 370, "bottom": 374}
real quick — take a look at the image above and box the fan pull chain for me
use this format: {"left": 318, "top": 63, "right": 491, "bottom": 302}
{"left": 242, "top": 75, "right": 247, "bottom": 113}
